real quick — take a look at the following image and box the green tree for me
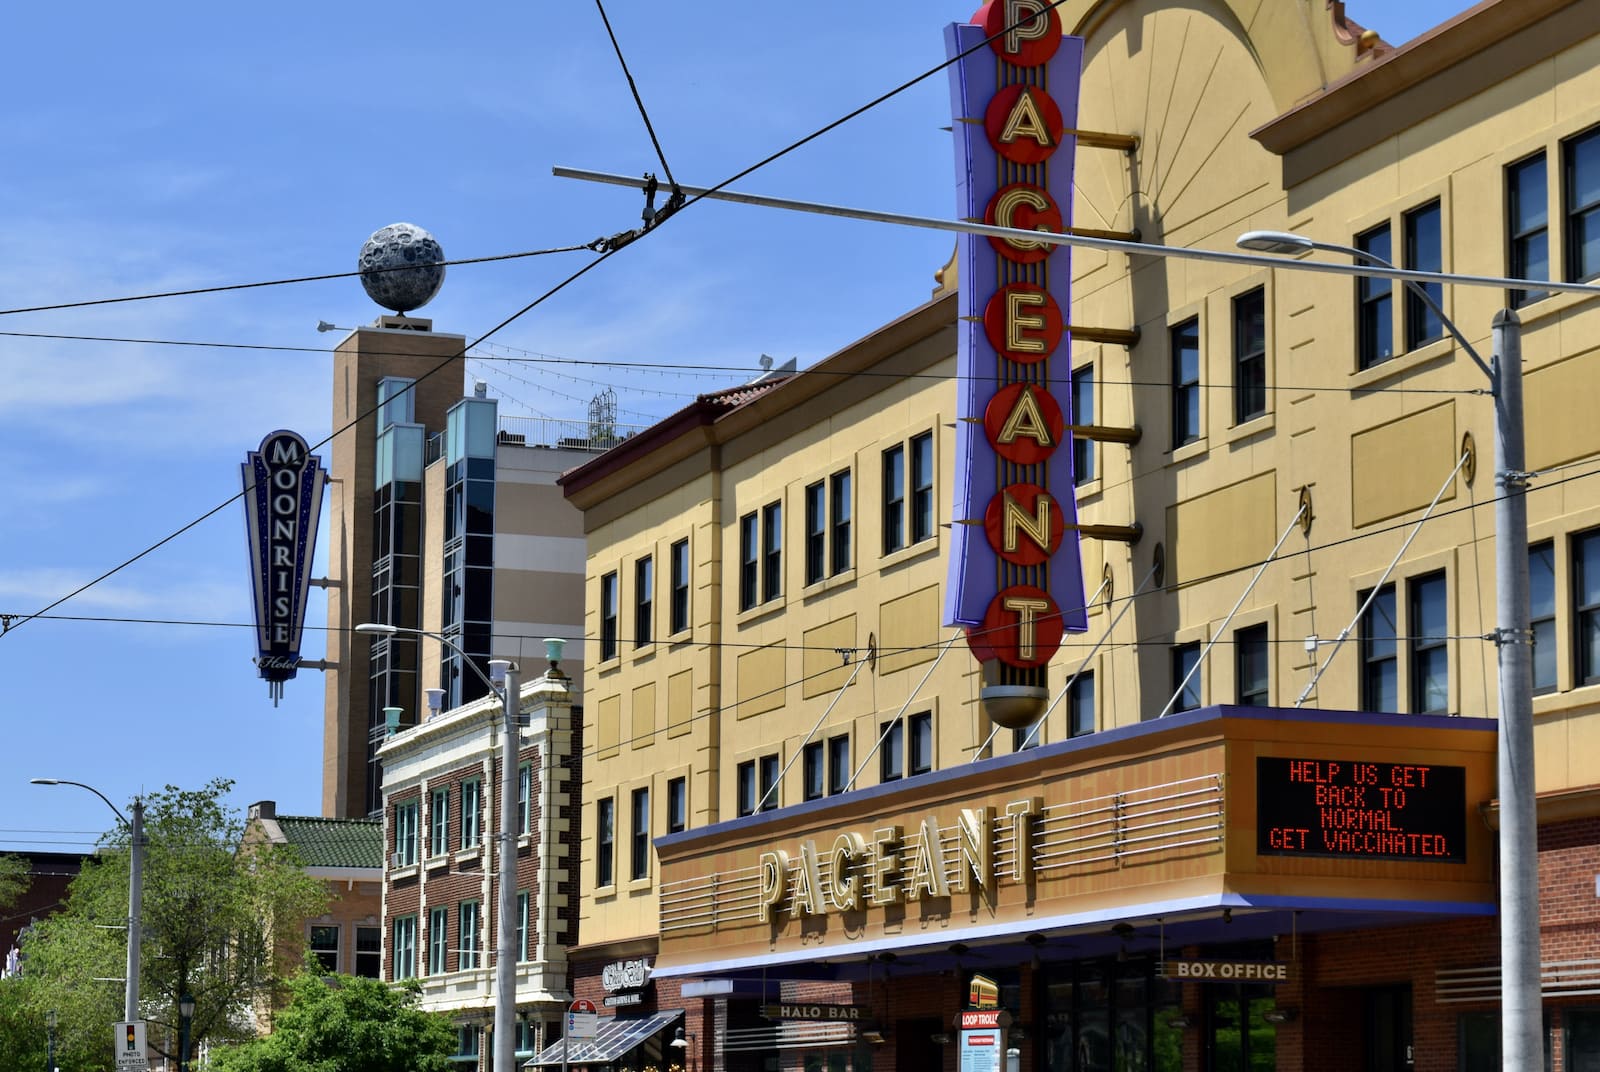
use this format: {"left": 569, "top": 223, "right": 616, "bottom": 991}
{"left": 16, "top": 779, "right": 326, "bottom": 1071}
{"left": 0, "top": 853, "right": 28, "bottom": 910}
{"left": 209, "top": 973, "right": 457, "bottom": 1072}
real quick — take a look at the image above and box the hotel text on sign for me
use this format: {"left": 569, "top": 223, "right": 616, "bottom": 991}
{"left": 1256, "top": 757, "right": 1467, "bottom": 863}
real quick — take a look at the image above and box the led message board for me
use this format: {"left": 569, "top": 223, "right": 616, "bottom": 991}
{"left": 1256, "top": 757, "right": 1467, "bottom": 863}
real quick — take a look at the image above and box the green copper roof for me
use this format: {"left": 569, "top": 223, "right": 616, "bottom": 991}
{"left": 274, "top": 815, "right": 382, "bottom": 869}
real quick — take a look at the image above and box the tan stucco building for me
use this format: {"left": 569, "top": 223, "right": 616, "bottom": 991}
{"left": 556, "top": 2, "right": 1600, "bottom": 1070}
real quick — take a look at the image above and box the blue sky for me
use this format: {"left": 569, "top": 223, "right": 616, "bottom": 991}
{"left": 0, "top": 0, "right": 1469, "bottom": 850}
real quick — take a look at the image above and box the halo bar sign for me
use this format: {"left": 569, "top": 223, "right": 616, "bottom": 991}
{"left": 242, "top": 430, "right": 326, "bottom": 702}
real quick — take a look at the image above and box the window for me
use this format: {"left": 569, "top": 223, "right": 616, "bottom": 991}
{"left": 666, "top": 776, "right": 686, "bottom": 834}
{"left": 630, "top": 786, "right": 650, "bottom": 881}
{"left": 759, "top": 753, "right": 780, "bottom": 811}
{"left": 739, "top": 512, "right": 759, "bottom": 611}
{"left": 1068, "top": 672, "right": 1095, "bottom": 737}
{"left": 1072, "top": 364, "right": 1095, "bottom": 484}
{"left": 393, "top": 800, "right": 418, "bottom": 866}
{"left": 392, "top": 916, "right": 416, "bottom": 980}
{"left": 1576, "top": 530, "right": 1600, "bottom": 685}
{"left": 737, "top": 760, "right": 757, "bottom": 817}
{"left": 427, "top": 907, "right": 447, "bottom": 975}
{"left": 1012, "top": 722, "right": 1040, "bottom": 751}
{"left": 803, "top": 741, "right": 825, "bottom": 801}
{"left": 1530, "top": 541, "right": 1557, "bottom": 694}
{"left": 429, "top": 787, "right": 449, "bottom": 857}
{"left": 1232, "top": 288, "right": 1266, "bottom": 424}
{"left": 910, "top": 432, "right": 935, "bottom": 544}
{"left": 309, "top": 925, "right": 339, "bottom": 974}
{"left": 1409, "top": 572, "right": 1449, "bottom": 713}
{"left": 595, "top": 797, "right": 615, "bottom": 887}
{"left": 805, "top": 482, "right": 826, "bottom": 586}
{"left": 1236, "top": 624, "right": 1270, "bottom": 707}
{"left": 909, "top": 711, "right": 934, "bottom": 776}
{"left": 805, "top": 472, "right": 852, "bottom": 585}
{"left": 669, "top": 538, "right": 690, "bottom": 635}
{"left": 1171, "top": 643, "right": 1202, "bottom": 712}
{"left": 883, "top": 444, "right": 906, "bottom": 553}
{"left": 1170, "top": 317, "right": 1201, "bottom": 447}
{"left": 518, "top": 763, "right": 532, "bottom": 835}
{"left": 1360, "top": 585, "right": 1399, "bottom": 712}
{"left": 1565, "top": 127, "right": 1600, "bottom": 282}
{"left": 355, "top": 926, "right": 381, "bottom": 978}
{"left": 516, "top": 890, "right": 529, "bottom": 962}
{"left": 1356, "top": 223, "right": 1394, "bottom": 369}
{"left": 456, "top": 1026, "right": 481, "bottom": 1063}
{"left": 634, "top": 556, "right": 653, "bottom": 647}
{"left": 458, "top": 901, "right": 481, "bottom": 970}
{"left": 761, "top": 503, "right": 782, "bottom": 603}
{"left": 831, "top": 470, "right": 853, "bottom": 574}
{"left": 827, "top": 734, "right": 851, "bottom": 796}
{"left": 1508, "top": 153, "right": 1549, "bottom": 308}
{"left": 461, "top": 779, "right": 482, "bottom": 850}
{"left": 1403, "top": 201, "right": 1444, "bottom": 350}
{"left": 879, "top": 719, "right": 904, "bottom": 783}
{"left": 600, "top": 571, "right": 619, "bottom": 660}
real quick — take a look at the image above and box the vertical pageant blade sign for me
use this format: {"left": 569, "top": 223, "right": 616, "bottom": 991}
{"left": 242, "top": 430, "right": 326, "bottom": 703}
{"left": 944, "top": 1, "right": 1089, "bottom": 675}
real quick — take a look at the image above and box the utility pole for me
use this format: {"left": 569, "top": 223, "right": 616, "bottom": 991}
{"left": 494, "top": 662, "right": 522, "bottom": 1072}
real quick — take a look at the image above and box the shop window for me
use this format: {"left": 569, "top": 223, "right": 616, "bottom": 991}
{"left": 1232, "top": 288, "right": 1266, "bottom": 424}
{"left": 1356, "top": 223, "right": 1394, "bottom": 368}
{"left": 1208, "top": 983, "right": 1280, "bottom": 1072}
{"left": 1170, "top": 317, "right": 1201, "bottom": 447}
{"left": 1577, "top": 530, "right": 1600, "bottom": 685}
{"left": 1508, "top": 153, "right": 1550, "bottom": 308}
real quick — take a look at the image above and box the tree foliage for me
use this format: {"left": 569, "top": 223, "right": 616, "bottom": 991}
{"left": 209, "top": 973, "right": 457, "bottom": 1072}
{"left": 0, "top": 853, "right": 28, "bottom": 910}
{"left": 13, "top": 779, "right": 326, "bottom": 1071}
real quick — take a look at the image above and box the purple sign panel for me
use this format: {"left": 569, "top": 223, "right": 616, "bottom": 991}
{"left": 944, "top": 2, "right": 1088, "bottom": 668}
{"left": 242, "top": 430, "right": 325, "bottom": 700}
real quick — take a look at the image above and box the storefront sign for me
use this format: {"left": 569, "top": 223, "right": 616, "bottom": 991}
{"left": 959, "top": 1007, "right": 1010, "bottom": 1072}
{"left": 241, "top": 430, "right": 325, "bottom": 700}
{"left": 1256, "top": 757, "right": 1467, "bottom": 862}
{"left": 760, "top": 1003, "right": 866, "bottom": 1022}
{"left": 944, "top": 0, "right": 1089, "bottom": 662}
{"left": 1160, "top": 959, "right": 1293, "bottom": 983}
{"left": 603, "top": 992, "right": 642, "bottom": 1007}
{"left": 601, "top": 957, "right": 652, "bottom": 992}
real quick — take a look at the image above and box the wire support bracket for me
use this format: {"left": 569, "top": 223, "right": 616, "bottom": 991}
{"left": 587, "top": 172, "right": 686, "bottom": 254}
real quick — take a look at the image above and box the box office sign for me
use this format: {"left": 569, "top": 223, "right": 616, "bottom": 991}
{"left": 1161, "top": 960, "right": 1293, "bottom": 983}
{"left": 241, "top": 430, "right": 325, "bottom": 700}
{"left": 944, "top": 0, "right": 1089, "bottom": 663}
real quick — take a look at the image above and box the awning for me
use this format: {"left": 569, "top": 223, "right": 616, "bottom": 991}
{"left": 525, "top": 1009, "right": 683, "bottom": 1067}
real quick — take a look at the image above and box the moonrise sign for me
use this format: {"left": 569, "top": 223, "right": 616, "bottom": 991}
{"left": 944, "top": 1, "right": 1089, "bottom": 668}
{"left": 241, "top": 430, "right": 326, "bottom": 701}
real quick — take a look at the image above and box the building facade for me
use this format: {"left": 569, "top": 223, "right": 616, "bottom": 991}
{"left": 376, "top": 666, "right": 580, "bottom": 1068}
{"left": 321, "top": 315, "right": 605, "bottom": 819}
{"left": 556, "top": 1, "right": 1600, "bottom": 1070}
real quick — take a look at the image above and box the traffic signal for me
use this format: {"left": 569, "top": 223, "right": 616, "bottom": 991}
{"left": 126, "top": 1023, "right": 137, "bottom": 1051}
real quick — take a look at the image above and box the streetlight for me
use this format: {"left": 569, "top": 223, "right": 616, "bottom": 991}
{"left": 1238, "top": 230, "right": 1537, "bottom": 1070}
{"left": 355, "top": 623, "right": 521, "bottom": 1072}
{"left": 178, "top": 993, "right": 194, "bottom": 1072}
{"left": 30, "top": 779, "right": 144, "bottom": 1025}
{"left": 669, "top": 1026, "right": 696, "bottom": 1071}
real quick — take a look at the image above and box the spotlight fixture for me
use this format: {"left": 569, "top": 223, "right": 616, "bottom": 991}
{"left": 930, "top": 1031, "right": 952, "bottom": 1046}
{"left": 1262, "top": 1007, "right": 1298, "bottom": 1024}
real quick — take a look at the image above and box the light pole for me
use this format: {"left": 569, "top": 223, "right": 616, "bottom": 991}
{"left": 178, "top": 992, "right": 194, "bottom": 1072}
{"left": 1238, "top": 230, "right": 1537, "bottom": 1070}
{"left": 355, "top": 623, "right": 522, "bottom": 1072}
{"left": 30, "top": 779, "right": 144, "bottom": 1024}
{"left": 669, "top": 1026, "right": 697, "bottom": 1071}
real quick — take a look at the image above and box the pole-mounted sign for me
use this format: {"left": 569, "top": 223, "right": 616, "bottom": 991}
{"left": 242, "top": 430, "right": 326, "bottom": 703}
